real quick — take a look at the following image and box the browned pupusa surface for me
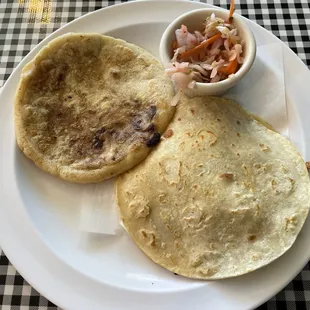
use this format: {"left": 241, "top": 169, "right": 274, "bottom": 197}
{"left": 14, "top": 33, "right": 174, "bottom": 183}
{"left": 116, "top": 96, "right": 310, "bottom": 280}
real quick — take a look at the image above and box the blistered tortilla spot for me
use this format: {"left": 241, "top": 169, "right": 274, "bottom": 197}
{"left": 241, "top": 181, "right": 255, "bottom": 191}
{"left": 198, "top": 170, "right": 205, "bottom": 177}
{"left": 159, "top": 209, "right": 169, "bottom": 223}
{"left": 230, "top": 207, "right": 250, "bottom": 215}
{"left": 165, "top": 223, "right": 173, "bottom": 232}
{"left": 125, "top": 189, "right": 133, "bottom": 199}
{"left": 191, "top": 252, "right": 220, "bottom": 275}
{"left": 285, "top": 215, "right": 298, "bottom": 232}
{"left": 109, "top": 67, "right": 120, "bottom": 78}
{"left": 182, "top": 205, "right": 203, "bottom": 230}
{"left": 252, "top": 254, "right": 259, "bottom": 261}
{"left": 254, "top": 163, "right": 262, "bottom": 170}
{"left": 255, "top": 205, "right": 261, "bottom": 216}
{"left": 163, "top": 128, "right": 173, "bottom": 138}
{"left": 205, "top": 190, "right": 215, "bottom": 197}
{"left": 129, "top": 196, "right": 150, "bottom": 219}
{"left": 281, "top": 165, "right": 289, "bottom": 173}
{"left": 259, "top": 143, "right": 270, "bottom": 152}
{"left": 233, "top": 191, "right": 241, "bottom": 198}
{"left": 219, "top": 172, "right": 234, "bottom": 180}
{"left": 179, "top": 141, "right": 186, "bottom": 150}
{"left": 197, "top": 129, "right": 217, "bottom": 146}
{"left": 159, "top": 158, "right": 181, "bottom": 184}
{"left": 225, "top": 242, "right": 233, "bottom": 250}
{"left": 174, "top": 240, "right": 180, "bottom": 249}
{"left": 247, "top": 235, "right": 257, "bottom": 242}
{"left": 198, "top": 265, "right": 219, "bottom": 277}
{"left": 190, "top": 254, "right": 204, "bottom": 268}
{"left": 242, "top": 164, "right": 249, "bottom": 175}
{"left": 173, "top": 229, "right": 181, "bottom": 238}
{"left": 271, "top": 177, "right": 294, "bottom": 195}
{"left": 158, "top": 193, "right": 168, "bottom": 204}
{"left": 139, "top": 229, "right": 156, "bottom": 247}
{"left": 208, "top": 243, "right": 215, "bottom": 250}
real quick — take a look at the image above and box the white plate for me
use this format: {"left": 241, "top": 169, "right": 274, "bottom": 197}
{"left": 1, "top": 1, "right": 310, "bottom": 309}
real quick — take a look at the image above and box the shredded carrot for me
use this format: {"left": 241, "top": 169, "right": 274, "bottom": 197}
{"left": 227, "top": 0, "right": 235, "bottom": 23}
{"left": 218, "top": 58, "right": 238, "bottom": 75}
{"left": 180, "top": 33, "right": 221, "bottom": 60}
{"left": 229, "top": 0, "right": 235, "bottom": 19}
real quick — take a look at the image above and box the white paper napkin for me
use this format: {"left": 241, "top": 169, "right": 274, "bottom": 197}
{"left": 225, "top": 43, "right": 288, "bottom": 137}
{"left": 79, "top": 179, "right": 122, "bottom": 235}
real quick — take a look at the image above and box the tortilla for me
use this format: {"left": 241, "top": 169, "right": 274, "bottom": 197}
{"left": 116, "top": 96, "right": 310, "bottom": 280}
{"left": 14, "top": 33, "right": 174, "bottom": 183}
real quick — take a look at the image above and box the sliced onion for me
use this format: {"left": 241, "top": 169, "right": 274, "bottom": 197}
{"left": 171, "top": 72, "right": 193, "bottom": 89}
{"left": 204, "top": 55, "right": 216, "bottom": 65}
{"left": 210, "top": 68, "right": 218, "bottom": 79}
{"left": 189, "top": 64, "right": 209, "bottom": 76}
{"left": 211, "top": 74, "right": 221, "bottom": 83}
{"left": 177, "top": 62, "right": 189, "bottom": 68}
{"left": 237, "top": 56, "right": 244, "bottom": 64}
{"left": 170, "top": 90, "right": 183, "bottom": 106}
{"left": 188, "top": 80, "right": 196, "bottom": 89}
{"left": 224, "top": 39, "right": 230, "bottom": 51}
{"left": 201, "top": 63, "right": 213, "bottom": 71}
{"left": 191, "top": 71, "right": 204, "bottom": 82}
{"left": 229, "top": 50, "right": 237, "bottom": 61}
{"left": 194, "top": 31, "right": 205, "bottom": 42}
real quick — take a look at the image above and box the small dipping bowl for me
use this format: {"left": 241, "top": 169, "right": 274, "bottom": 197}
{"left": 159, "top": 8, "right": 256, "bottom": 96}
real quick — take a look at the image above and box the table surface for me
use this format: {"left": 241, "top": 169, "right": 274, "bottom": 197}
{"left": 1, "top": 0, "right": 310, "bottom": 309}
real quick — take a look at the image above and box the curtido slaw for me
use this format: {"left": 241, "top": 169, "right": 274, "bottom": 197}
{"left": 166, "top": 1, "right": 245, "bottom": 105}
